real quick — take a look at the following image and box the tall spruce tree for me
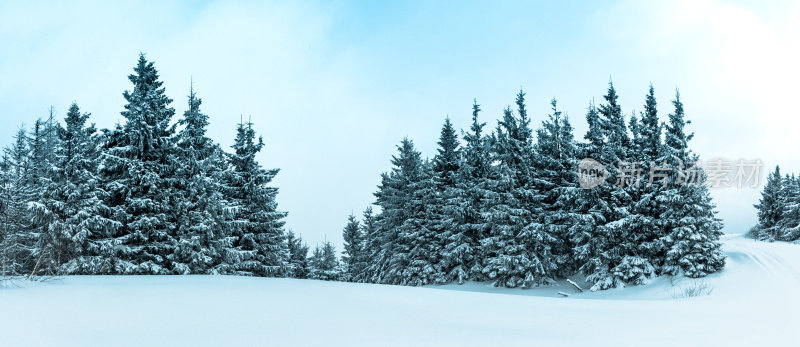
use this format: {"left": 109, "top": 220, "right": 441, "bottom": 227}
{"left": 341, "top": 213, "right": 364, "bottom": 281}
{"left": 366, "top": 138, "right": 425, "bottom": 284}
{"left": 612, "top": 86, "right": 665, "bottom": 285}
{"left": 58, "top": 104, "right": 118, "bottom": 274}
{"left": 358, "top": 206, "right": 378, "bottom": 282}
{"left": 451, "top": 100, "right": 493, "bottom": 282}
{"left": 98, "top": 54, "right": 180, "bottom": 274}
{"left": 173, "top": 87, "right": 231, "bottom": 274}
{"left": 580, "top": 82, "right": 639, "bottom": 290}
{"left": 222, "top": 120, "right": 288, "bottom": 277}
{"left": 309, "top": 241, "right": 341, "bottom": 281}
{"left": 754, "top": 166, "right": 784, "bottom": 241}
{"left": 659, "top": 90, "right": 725, "bottom": 277}
{"left": 286, "top": 230, "right": 309, "bottom": 278}
{"left": 776, "top": 174, "right": 800, "bottom": 241}
{"left": 481, "top": 90, "right": 556, "bottom": 288}
{"left": 532, "top": 99, "right": 580, "bottom": 277}
{"left": 569, "top": 103, "right": 610, "bottom": 290}
{"left": 27, "top": 115, "right": 64, "bottom": 276}
{"left": 0, "top": 129, "right": 35, "bottom": 276}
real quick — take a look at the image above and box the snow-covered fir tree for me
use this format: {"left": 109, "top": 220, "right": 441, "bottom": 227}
{"left": 356, "top": 206, "right": 378, "bottom": 283}
{"left": 775, "top": 174, "right": 800, "bottom": 241}
{"left": 754, "top": 166, "right": 784, "bottom": 241}
{"left": 286, "top": 230, "right": 309, "bottom": 279}
{"left": 365, "top": 138, "right": 426, "bottom": 284}
{"left": 658, "top": 91, "right": 725, "bottom": 278}
{"left": 0, "top": 129, "right": 35, "bottom": 276}
{"left": 57, "top": 104, "right": 118, "bottom": 275}
{"left": 341, "top": 213, "right": 364, "bottom": 281}
{"left": 445, "top": 100, "right": 492, "bottom": 283}
{"left": 308, "top": 240, "right": 341, "bottom": 281}
{"left": 221, "top": 120, "right": 289, "bottom": 277}
{"left": 481, "top": 90, "right": 557, "bottom": 288}
{"left": 172, "top": 87, "right": 231, "bottom": 274}
{"left": 26, "top": 115, "right": 63, "bottom": 276}
{"left": 98, "top": 54, "right": 180, "bottom": 274}
{"left": 532, "top": 99, "right": 580, "bottom": 278}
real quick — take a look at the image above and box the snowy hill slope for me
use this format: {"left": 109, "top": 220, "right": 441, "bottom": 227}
{"left": 1, "top": 234, "right": 797, "bottom": 346}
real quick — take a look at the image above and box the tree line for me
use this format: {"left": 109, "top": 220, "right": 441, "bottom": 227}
{"left": 752, "top": 166, "right": 800, "bottom": 242}
{"left": 0, "top": 54, "right": 292, "bottom": 277}
{"left": 336, "top": 84, "right": 725, "bottom": 291}
{"left": 0, "top": 54, "right": 726, "bottom": 290}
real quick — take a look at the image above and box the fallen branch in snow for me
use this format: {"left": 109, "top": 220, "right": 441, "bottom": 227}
{"left": 567, "top": 279, "right": 584, "bottom": 293}
{"left": 557, "top": 291, "right": 569, "bottom": 297}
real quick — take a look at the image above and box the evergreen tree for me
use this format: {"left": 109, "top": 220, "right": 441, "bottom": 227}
{"left": 441, "top": 101, "right": 490, "bottom": 284}
{"left": 365, "top": 138, "right": 425, "bottom": 284}
{"left": 401, "top": 117, "right": 463, "bottom": 285}
{"left": 27, "top": 115, "right": 63, "bottom": 276}
{"left": 776, "top": 174, "right": 800, "bottom": 241}
{"left": 286, "top": 230, "right": 309, "bottom": 278}
{"left": 357, "top": 206, "right": 378, "bottom": 283}
{"left": 579, "top": 82, "right": 638, "bottom": 290}
{"left": 569, "top": 103, "right": 607, "bottom": 282}
{"left": 98, "top": 54, "right": 179, "bottom": 274}
{"left": 309, "top": 241, "right": 341, "bottom": 281}
{"left": 532, "top": 99, "right": 580, "bottom": 277}
{"left": 390, "top": 159, "right": 440, "bottom": 286}
{"left": 754, "top": 166, "right": 784, "bottom": 241}
{"left": 172, "top": 87, "right": 231, "bottom": 274}
{"left": 0, "top": 129, "right": 35, "bottom": 276}
{"left": 341, "top": 213, "right": 364, "bottom": 281}
{"left": 221, "top": 120, "right": 288, "bottom": 277}
{"left": 57, "top": 104, "right": 118, "bottom": 275}
{"left": 659, "top": 90, "right": 725, "bottom": 277}
{"left": 481, "top": 90, "right": 556, "bottom": 288}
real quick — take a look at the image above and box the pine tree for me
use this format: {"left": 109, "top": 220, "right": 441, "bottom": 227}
{"left": 448, "top": 100, "right": 493, "bottom": 283}
{"left": 365, "top": 138, "right": 425, "bottom": 284}
{"left": 0, "top": 129, "right": 35, "bottom": 276}
{"left": 754, "top": 166, "right": 784, "bottom": 241}
{"left": 481, "top": 90, "right": 556, "bottom": 288}
{"left": 400, "top": 117, "right": 462, "bottom": 285}
{"left": 286, "top": 230, "right": 309, "bottom": 278}
{"left": 341, "top": 213, "right": 364, "bottom": 281}
{"left": 27, "top": 114, "right": 64, "bottom": 276}
{"left": 98, "top": 54, "right": 180, "bottom": 274}
{"left": 172, "top": 87, "right": 231, "bottom": 274}
{"left": 221, "top": 120, "right": 288, "bottom": 277}
{"left": 532, "top": 99, "right": 580, "bottom": 278}
{"left": 569, "top": 103, "right": 605, "bottom": 279}
{"left": 391, "top": 159, "right": 439, "bottom": 286}
{"left": 390, "top": 118, "right": 460, "bottom": 285}
{"left": 776, "top": 174, "right": 800, "bottom": 241}
{"left": 357, "top": 206, "right": 378, "bottom": 282}
{"left": 309, "top": 241, "right": 341, "bottom": 281}
{"left": 579, "top": 82, "right": 638, "bottom": 290}
{"left": 440, "top": 102, "right": 490, "bottom": 284}
{"left": 659, "top": 90, "right": 725, "bottom": 277}
{"left": 611, "top": 86, "right": 665, "bottom": 285}
{"left": 56, "top": 104, "right": 118, "bottom": 275}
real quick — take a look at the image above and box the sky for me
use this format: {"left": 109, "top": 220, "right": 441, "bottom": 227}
{"left": 1, "top": 0, "right": 799, "bottom": 248}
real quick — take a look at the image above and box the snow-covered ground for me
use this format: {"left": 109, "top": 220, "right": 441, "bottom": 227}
{"left": 2, "top": 234, "right": 798, "bottom": 346}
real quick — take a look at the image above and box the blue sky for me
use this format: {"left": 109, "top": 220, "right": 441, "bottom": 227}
{"left": 2, "top": 0, "right": 799, "bottom": 248}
